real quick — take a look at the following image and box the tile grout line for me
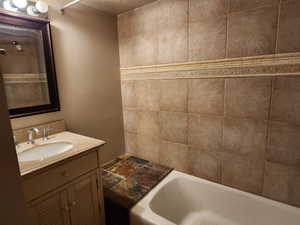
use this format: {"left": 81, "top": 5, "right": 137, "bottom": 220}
{"left": 225, "top": 0, "right": 230, "bottom": 58}
{"left": 275, "top": 0, "right": 282, "bottom": 54}
{"left": 261, "top": 77, "right": 275, "bottom": 194}
{"left": 187, "top": 0, "right": 190, "bottom": 61}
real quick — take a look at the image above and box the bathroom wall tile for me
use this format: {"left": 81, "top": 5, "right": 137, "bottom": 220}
{"left": 160, "top": 111, "right": 188, "bottom": 144}
{"left": 188, "top": 79, "right": 224, "bottom": 116}
{"left": 189, "top": 16, "right": 227, "bottom": 61}
{"left": 160, "top": 80, "right": 187, "bottom": 112}
{"left": 263, "top": 162, "right": 300, "bottom": 207}
{"left": 189, "top": 0, "right": 228, "bottom": 22}
{"left": 123, "top": 109, "right": 138, "bottom": 133}
{"left": 227, "top": 6, "right": 278, "bottom": 58}
{"left": 160, "top": 141, "right": 189, "bottom": 173}
{"left": 136, "top": 80, "right": 160, "bottom": 111}
{"left": 132, "top": 2, "right": 158, "bottom": 66}
{"left": 188, "top": 114, "right": 223, "bottom": 152}
{"left": 277, "top": 0, "right": 300, "bottom": 53}
{"left": 118, "top": 12, "right": 135, "bottom": 67}
{"left": 267, "top": 122, "right": 300, "bottom": 167}
{"left": 125, "top": 132, "right": 138, "bottom": 155}
{"left": 289, "top": 169, "right": 300, "bottom": 207}
{"left": 224, "top": 77, "right": 272, "bottom": 120}
{"left": 270, "top": 77, "right": 300, "bottom": 125}
{"left": 229, "top": 0, "right": 279, "bottom": 13}
{"left": 136, "top": 135, "right": 160, "bottom": 163}
{"left": 223, "top": 118, "right": 267, "bottom": 159}
{"left": 157, "top": 0, "right": 188, "bottom": 63}
{"left": 121, "top": 81, "right": 137, "bottom": 108}
{"left": 189, "top": 0, "right": 227, "bottom": 60}
{"left": 221, "top": 153, "right": 264, "bottom": 194}
{"left": 263, "top": 162, "right": 290, "bottom": 203}
{"left": 189, "top": 148, "right": 221, "bottom": 182}
{"left": 137, "top": 111, "right": 160, "bottom": 139}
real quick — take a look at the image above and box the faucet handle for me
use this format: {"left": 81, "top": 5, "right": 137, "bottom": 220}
{"left": 42, "top": 127, "right": 53, "bottom": 141}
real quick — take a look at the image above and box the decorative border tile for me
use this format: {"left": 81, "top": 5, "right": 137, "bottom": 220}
{"left": 121, "top": 52, "right": 300, "bottom": 80}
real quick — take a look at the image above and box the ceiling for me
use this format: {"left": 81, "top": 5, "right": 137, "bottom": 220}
{"left": 80, "top": 0, "right": 157, "bottom": 14}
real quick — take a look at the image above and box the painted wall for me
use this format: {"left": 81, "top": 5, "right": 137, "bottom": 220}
{"left": 119, "top": 0, "right": 300, "bottom": 207}
{"left": 10, "top": 1, "right": 125, "bottom": 163}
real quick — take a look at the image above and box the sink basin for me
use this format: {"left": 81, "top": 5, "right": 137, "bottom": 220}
{"left": 18, "top": 142, "right": 73, "bottom": 162}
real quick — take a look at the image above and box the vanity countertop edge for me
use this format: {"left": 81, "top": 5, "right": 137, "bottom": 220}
{"left": 18, "top": 131, "right": 106, "bottom": 177}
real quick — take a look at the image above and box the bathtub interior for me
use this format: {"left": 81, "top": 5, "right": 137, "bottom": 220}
{"left": 147, "top": 174, "right": 300, "bottom": 225}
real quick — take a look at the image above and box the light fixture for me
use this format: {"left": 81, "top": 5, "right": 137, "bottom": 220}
{"left": 26, "top": 5, "right": 39, "bottom": 16}
{"left": 11, "top": 0, "right": 28, "bottom": 9}
{"left": 35, "top": 0, "right": 48, "bottom": 13}
{"left": 3, "top": 0, "right": 18, "bottom": 11}
{"left": 26, "top": 0, "right": 48, "bottom": 16}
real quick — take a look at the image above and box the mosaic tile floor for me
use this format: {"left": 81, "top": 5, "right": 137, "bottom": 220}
{"left": 102, "top": 155, "right": 173, "bottom": 209}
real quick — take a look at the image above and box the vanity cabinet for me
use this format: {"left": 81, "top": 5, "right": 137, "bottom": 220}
{"left": 23, "top": 148, "right": 105, "bottom": 225}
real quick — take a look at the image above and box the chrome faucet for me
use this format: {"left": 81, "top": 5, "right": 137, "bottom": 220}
{"left": 27, "top": 128, "right": 40, "bottom": 144}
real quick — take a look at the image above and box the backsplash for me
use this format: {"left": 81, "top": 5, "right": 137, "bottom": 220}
{"left": 119, "top": 0, "right": 300, "bottom": 207}
{"left": 13, "top": 119, "right": 66, "bottom": 143}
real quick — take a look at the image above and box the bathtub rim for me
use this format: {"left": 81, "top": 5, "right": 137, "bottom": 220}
{"left": 131, "top": 170, "right": 300, "bottom": 224}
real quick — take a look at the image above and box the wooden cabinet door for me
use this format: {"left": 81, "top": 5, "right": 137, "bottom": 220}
{"left": 68, "top": 173, "right": 101, "bottom": 225}
{"left": 27, "top": 190, "right": 71, "bottom": 225}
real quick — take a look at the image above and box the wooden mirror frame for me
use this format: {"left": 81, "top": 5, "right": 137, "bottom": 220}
{"left": 0, "top": 10, "right": 60, "bottom": 118}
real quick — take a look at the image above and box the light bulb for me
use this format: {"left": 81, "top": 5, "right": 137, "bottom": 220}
{"left": 3, "top": 0, "right": 18, "bottom": 11}
{"left": 36, "top": 1, "right": 48, "bottom": 13}
{"left": 26, "top": 5, "right": 39, "bottom": 16}
{"left": 12, "top": 0, "right": 28, "bottom": 9}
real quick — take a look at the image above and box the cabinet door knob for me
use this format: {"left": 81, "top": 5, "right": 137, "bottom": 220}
{"left": 63, "top": 205, "right": 69, "bottom": 211}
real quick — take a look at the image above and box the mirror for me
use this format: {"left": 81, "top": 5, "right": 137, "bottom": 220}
{"left": 0, "top": 11, "right": 59, "bottom": 118}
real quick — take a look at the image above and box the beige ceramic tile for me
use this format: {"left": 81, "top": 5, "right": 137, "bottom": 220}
{"left": 131, "top": 2, "right": 158, "bottom": 66}
{"left": 227, "top": 6, "right": 278, "bottom": 57}
{"left": 221, "top": 153, "right": 264, "bottom": 194}
{"left": 125, "top": 132, "right": 138, "bottom": 155}
{"left": 224, "top": 77, "right": 272, "bottom": 120}
{"left": 277, "top": 0, "right": 300, "bottom": 53}
{"left": 136, "top": 134, "right": 160, "bottom": 163}
{"left": 263, "top": 162, "right": 300, "bottom": 207}
{"left": 160, "top": 111, "right": 188, "bottom": 144}
{"left": 189, "top": 16, "right": 227, "bottom": 61}
{"left": 118, "top": 11, "right": 135, "bottom": 67}
{"left": 270, "top": 77, "right": 300, "bottom": 125}
{"left": 267, "top": 121, "right": 300, "bottom": 167}
{"left": 137, "top": 111, "right": 160, "bottom": 139}
{"left": 289, "top": 169, "right": 300, "bottom": 207}
{"left": 189, "top": 0, "right": 228, "bottom": 22}
{"left": 123, "top": 109, "right": 138, "bottom": 133}
{"left": 223, "top": 118, "right": 267, "bottom": 159}
{"left": 136, "top": 80, "right": 160, "bottom": 111}
{"left": 121, "top": 81, "right": 137, "bottom": 108}
{"left": 188, "top": 114, "right": 223, "bottom": 152}
{"left": 189, "top": 148, "right": 221, "bottom": 182}
{"left": 188, "top": 79, "right": 225, "bottom": 116}
{"left": 263, "top": 162, "right": 290, "bottom": 203}
{"left": 160, "top": 79, "right": 188, "bottom": 112}
{"left": 229, "top": 0, "right": 279, "bottom": 12}
{"left": 157, "top": 0, "right": 188, "bottom": 63}
{"left": 160, "top": 141, "right": 189, "bottom": 173}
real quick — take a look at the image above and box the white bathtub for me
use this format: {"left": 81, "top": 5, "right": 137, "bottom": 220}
{"left": 131, "top": 171, "right": 300, "bottom": 225}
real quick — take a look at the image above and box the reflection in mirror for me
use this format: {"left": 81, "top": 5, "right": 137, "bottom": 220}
{"left": 0, "top": 23, "right": 50, "bottom": 109}
{"left": 0, "top": 11, "right": 59, "bottom": 118}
